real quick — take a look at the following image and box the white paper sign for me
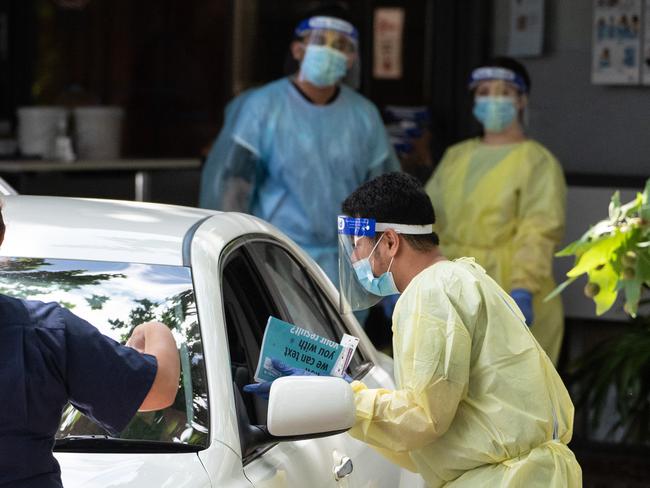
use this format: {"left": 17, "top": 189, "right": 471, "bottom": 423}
{"left": 508, "top": 0, "right": 545, "bottom": 57}
{"left": 592, "top": 0, "right": 642, "bottom": 85}
{"left": 373, "top": 8, "right": 405, "bottom": 80}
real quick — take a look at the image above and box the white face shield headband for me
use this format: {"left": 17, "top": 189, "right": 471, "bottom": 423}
{"left": 338, "top": 216, "right": 434, "bottom": 312}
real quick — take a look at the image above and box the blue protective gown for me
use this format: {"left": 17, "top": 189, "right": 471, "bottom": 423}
{"left": 200, "top": 78, "right": 400, "bottom": 282}
{"left": 199, "top": 88, "right": 257, "bottom": 210}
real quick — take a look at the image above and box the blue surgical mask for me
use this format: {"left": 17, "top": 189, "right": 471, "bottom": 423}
{"left": 300, "top": 45, "right": 348, "bottom": 87}
{"left": 352, "top": 236, "right": 400, "bottom": 297}
{"left": 473, "top": 96, "right": 517, "bottom": 132}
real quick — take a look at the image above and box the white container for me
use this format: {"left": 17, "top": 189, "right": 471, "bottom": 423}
{"left": 73, "top": 106, "right": 124, "bottom": 160}
{"left": 17, "top": 106, "right": 68, "bottom": 158}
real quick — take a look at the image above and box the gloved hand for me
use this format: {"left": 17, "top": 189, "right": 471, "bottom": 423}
{"left": 511, "top": 288, "right": 534, "bottom": 326}
{"left": 243, "top": 359, "right": 314, "bottom": 399}
{"left": 243, "top": 359, "right": 352, "bottom": 399}
{"left": 241, "top": 380, "right": 273, "bottom": 399}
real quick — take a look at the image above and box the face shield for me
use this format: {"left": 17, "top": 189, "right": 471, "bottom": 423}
{"left": 295, "top": 16, "right": 359, "bottom": 87}
{"left": 337, "top": 215, "right": 434, "bottom": 313}
{"left": 468, "top": 67, "right": 528, "bottom": 94}
{"left": 468, "top": 67, "right": 528, "bottom": 132}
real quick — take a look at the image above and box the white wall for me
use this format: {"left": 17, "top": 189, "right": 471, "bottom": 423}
{"left": 492, "top": 0, "right": 650, "bottom": 177}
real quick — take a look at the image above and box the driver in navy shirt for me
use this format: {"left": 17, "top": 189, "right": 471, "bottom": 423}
{"left": 0, "top": 205, "right": 181, "bottom": 488}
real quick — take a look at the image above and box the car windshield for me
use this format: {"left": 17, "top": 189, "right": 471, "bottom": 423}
{"left": 0, "top": 257, "right": 208, "bottom": 448}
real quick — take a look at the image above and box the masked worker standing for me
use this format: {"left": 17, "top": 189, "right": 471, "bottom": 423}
{"left": 337, "top": 172, "right": 581, "bottom": 487}
{"left": 199, "top": 8, "right": 399, "bottom": 283}
{"left": 425, "top": 57, "right": 566, "bottom": 364}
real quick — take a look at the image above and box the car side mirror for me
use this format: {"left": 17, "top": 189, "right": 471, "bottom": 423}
{"left": 267, "top": 376, "right": 355, "bottom": 436}
{"left": 234, "top": 376, "right": 355, "bottom": 460}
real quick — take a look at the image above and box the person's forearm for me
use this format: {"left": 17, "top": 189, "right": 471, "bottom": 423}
{"left": 139, "top": 322, "right": 180, "bottom": 411}
{"left": 350, "top": 381, "right": 459, "bottom": 452}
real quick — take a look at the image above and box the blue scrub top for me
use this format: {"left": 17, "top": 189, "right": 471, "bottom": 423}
{"left": 0, "top": 295, "right": 157, "bottom": 488}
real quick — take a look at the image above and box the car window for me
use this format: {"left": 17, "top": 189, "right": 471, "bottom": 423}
{"left": 246, "top": 241, "right": 366, "bottom": 375}
{"left": 246, "top": 242, "right": 336, "bottom": 341}
{"left": 222, "top": 240, "right": 370, "bottom": 435}
{"left": 0, "top": 257, "right": 208, "bottom": 448}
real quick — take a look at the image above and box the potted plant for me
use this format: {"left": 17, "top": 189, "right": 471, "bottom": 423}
{"left": 550, "top": 179, "right": 650, "bottom": 444}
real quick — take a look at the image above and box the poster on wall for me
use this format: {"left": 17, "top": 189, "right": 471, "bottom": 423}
{"left": 591, "top": 0, "right": 642, "bottom": 84}
{"left": 507, "top": 0, "right": 545, "bottom": 57}
{"left": 643, "top": 0, "right": 650, "bottom": 84}
{"left": 373, "top": 8, "right": 404, "bottom": 80}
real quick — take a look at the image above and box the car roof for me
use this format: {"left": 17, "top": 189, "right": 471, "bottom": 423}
{"left": 1, "top": 195, "right": 223, "bottom": 266}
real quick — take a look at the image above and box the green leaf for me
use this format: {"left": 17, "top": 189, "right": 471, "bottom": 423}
{"left": 587, "top": 262, "right": 619, "bottom": 315}
{"left": 545, "top": 276, "right": 578, "bottom": 302}
{"left": 556, "top": 228, "right": 595, "bottom": 257}
{"left": 609, "top": 191, "right": 621, "bottom": 220}
{"left": 566, "top": 231, "right": 625, "bottom": 278}
{"left": 640, "top": 178, "right": 650, "bottom": 221}
{"left": 556, "top": 221, "right": 619, "bottom": 259}
{"left": 636, "top": 250, "right": 650, "bottom": 286}
{"left": 619, "top": 192, "right": 643, "bottom": 219}
{"left": 623, "top": 279, "right": 642, "bottom": 317}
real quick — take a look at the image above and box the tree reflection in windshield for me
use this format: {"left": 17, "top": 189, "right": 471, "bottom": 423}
{"left": 0, "top": 257, "right": 208, "bottom": 447}
{"left": 0, "top": 258, "right": 125, "bottom": 300}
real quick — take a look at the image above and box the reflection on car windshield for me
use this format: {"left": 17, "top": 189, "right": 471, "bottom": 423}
{"left": 0, "top": 257, "right": 208, "bottom": 448}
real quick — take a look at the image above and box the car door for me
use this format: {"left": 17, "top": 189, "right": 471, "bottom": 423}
{"left": 239, "top": 239, "right": 404, "bottom": 487}
{"left": 221, "top": 243, "right": 347, "bottom": 487}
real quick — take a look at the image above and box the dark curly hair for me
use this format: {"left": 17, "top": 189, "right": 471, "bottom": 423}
{"left": 342, "top": 172, "right": 439, "bottom": 251}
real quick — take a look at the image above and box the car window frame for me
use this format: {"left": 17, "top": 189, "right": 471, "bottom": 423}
{"left": 242, "top": 237, "right": 370, "bottom": 367}
{"left": 219, "top": 238, "right": 283, "bottom": 464}
{"left": 219, "top": 235, "right": 372, "bottom": 465}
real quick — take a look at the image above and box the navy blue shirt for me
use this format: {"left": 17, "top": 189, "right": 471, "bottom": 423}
{"left": 0, "top": 295, "right": 157, "bottom": 487}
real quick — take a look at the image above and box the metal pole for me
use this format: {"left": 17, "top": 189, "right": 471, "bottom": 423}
{"left": 134, "top": 171, "right": 151, "bottom": 201}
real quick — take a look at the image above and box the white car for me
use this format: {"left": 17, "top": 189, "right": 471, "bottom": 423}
{"left": 1, "top": 195, "right": 425, "bottom": 488}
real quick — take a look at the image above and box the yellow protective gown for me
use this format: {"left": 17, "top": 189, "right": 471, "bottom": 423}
{"left": 349, "top": 259, "right": 581, "bottom": 487}
{"left": 425, "top": 138, "right": 566, "bottom": 364}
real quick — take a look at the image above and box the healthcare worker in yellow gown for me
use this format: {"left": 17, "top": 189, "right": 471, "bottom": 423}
{"left": 425, "top": 57, "right": 566, "bottom": 364}
{"left": 337, "top": 172, "right": 581, "bottom": 487}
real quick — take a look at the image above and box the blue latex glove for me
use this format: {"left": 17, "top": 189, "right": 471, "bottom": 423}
{"left": 242, "top": 380, "right": 273, "bottom": 399}
{"left": 511, "top": 288, "right": 534, "bottom": 326}
{"left": 243, "top": 359, "right": 352, "bottom": 399}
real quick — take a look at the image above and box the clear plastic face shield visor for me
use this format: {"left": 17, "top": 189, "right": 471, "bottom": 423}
{"left": 467, "top": 67, "right": 528, "bottom": 95}
{"left": 468, "top": 66, "right": 529, "bottom": 127}
{"left": 295, "top": 16, "right": 360, "bottom": 87}
{"left": 337, "top": 216, "right": 434, "bottom": 313}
